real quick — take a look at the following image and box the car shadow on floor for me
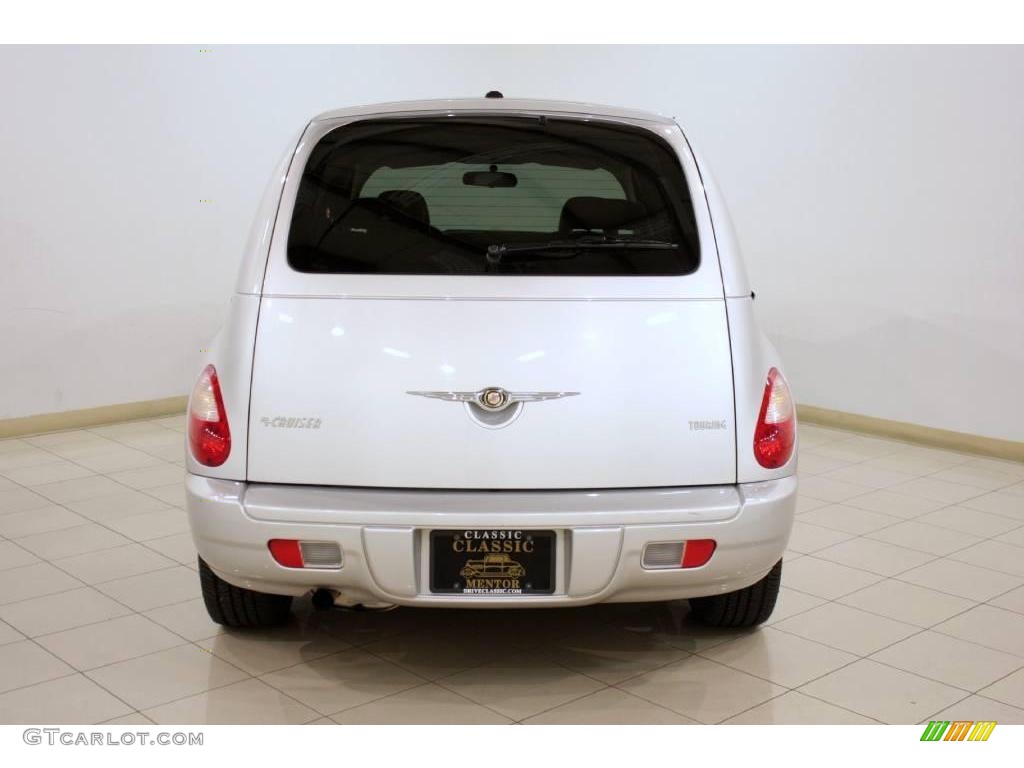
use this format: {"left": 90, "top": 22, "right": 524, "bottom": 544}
{"left": 184, "top": 597, "right": 767, "bottom": 724}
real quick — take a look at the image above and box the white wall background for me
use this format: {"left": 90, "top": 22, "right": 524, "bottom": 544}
{"left": 1, "top": 45, "right": 1022, "bottom": 440}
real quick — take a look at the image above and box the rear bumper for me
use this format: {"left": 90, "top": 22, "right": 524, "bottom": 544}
{"left": 185, "top": 474, "right": 796, "bottom": 607}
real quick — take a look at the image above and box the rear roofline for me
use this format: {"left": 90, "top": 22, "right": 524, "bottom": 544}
{"left": 311, "top": 98, "right": 675, "bottom": 126}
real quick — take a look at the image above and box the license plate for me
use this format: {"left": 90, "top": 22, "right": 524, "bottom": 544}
{"left": 429, "top": 530, "right": 555, "bottom": 595}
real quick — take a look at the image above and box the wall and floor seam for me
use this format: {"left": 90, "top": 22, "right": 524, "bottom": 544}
{"left": 2, "top": 397, "right": 1021, "bottom": 463}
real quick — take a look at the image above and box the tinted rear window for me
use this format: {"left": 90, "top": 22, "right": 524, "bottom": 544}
{"left": 287, "top": 116, "right": 700, "bottom": 276}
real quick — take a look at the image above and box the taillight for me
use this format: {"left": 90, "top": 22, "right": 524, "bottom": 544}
{"left": 189, "top": 364, "right": 231, "bottom": 467}
{"left": 268, "top": 540, "right": 343, "bottom": 569}
{"left": 641, "top": 539, "right": 717, "bottom": 569}
{"left": 268, "top": 539, "right": 304, "bottom": 568}
{"left": 753, "top": 367, "right": 795, "bottom": 469}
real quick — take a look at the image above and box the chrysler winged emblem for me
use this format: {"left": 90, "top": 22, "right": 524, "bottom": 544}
{"left": 407, "top": 387, "right": 579, "bottom": 413}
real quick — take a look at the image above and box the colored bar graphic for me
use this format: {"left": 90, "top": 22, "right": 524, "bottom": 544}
{"left": 921, "top": 721, "right": 950, "bottom": 741}
{"left": 968, "top": 722, "right": 997, "bottom": 742}
{"left": 920, "top": 720, "right": 996, "bottom": 742}
{"left": 944, "top": 721, "right": 973, "bottom": 741}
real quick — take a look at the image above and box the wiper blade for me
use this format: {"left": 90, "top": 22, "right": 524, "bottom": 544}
{"left": 486, "top": 237, "right": 679, "bottom": 262}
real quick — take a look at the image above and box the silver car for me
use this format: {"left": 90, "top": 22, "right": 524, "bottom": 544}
{"left": 185, "top": 96, "right": 797, "bottom": 629}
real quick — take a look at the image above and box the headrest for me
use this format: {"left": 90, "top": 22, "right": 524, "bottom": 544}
{"left": 559, "top": 197, "right": 647, "bottom": 234}
{"left": 377, "top": 190, "right": 430, "bottom": 225}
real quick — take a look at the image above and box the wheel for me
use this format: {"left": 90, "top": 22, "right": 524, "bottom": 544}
{"left": 688, "top": 560, "right": 782, "bottom": 628}
{"left": 198, "top": 557, "right": 293, "bottom": 628}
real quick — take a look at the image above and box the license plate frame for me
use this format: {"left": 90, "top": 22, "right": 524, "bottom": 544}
{"left": 429, "top": 529, "right": 556, "bottom": 595}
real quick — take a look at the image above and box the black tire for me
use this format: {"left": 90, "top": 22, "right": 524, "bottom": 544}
{"left": 198, "top": 557, "right": 293, "bottom": 628}
{"left": 689, "top": 560, "right": 782, "bottom": 628}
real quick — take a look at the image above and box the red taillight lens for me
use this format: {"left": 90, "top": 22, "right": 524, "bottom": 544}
{"left": 753, "top": 367, "right": 795, "bottom": 469}
{"left": 268, "top": 539, "right": 304, "bottom": 568}
{"left": 188, "top": 364, "right": 231, "bottom": 467}
{"left": 681, "top": 539, "right": 717, "bottom": 568}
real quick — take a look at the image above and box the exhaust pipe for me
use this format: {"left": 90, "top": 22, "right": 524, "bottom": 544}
{"left": 311, "top": 588, "right": 336, "bottom": 611}
{"left": 311, "top": 588, "right": 397, "bottom": 612}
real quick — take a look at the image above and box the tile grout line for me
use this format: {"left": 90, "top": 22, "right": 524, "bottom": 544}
{"left": 763, "top": 568, "right": 1024, "bottom": 718}
{"left": 310, "top": 618, "right": 610, "bottom": 722}
{"left": 328, "top": 678, "right": 517, "bottom": 724}
{"left": 715, "top": 449, "right": 1024, "bottom": 721}
{"left": 11, "top": 435, "right": 200, "bottom": 591}
{"left": 792, "top": 464, "right": 1024, "bottom": 597}
{"left": 0, "top": 433, "right": 227, "bottom": 715}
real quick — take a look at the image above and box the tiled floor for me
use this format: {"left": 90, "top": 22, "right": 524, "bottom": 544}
{"left": 0, "top": 418, "right": 1023, "bottom": 724}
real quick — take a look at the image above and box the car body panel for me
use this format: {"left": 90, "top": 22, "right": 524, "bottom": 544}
{"left": 235, "top": 125, "right": 308, "bottom": 296}
{"left": 681, "top": 140, "right": 752, "bottom": 299}
{"left": 246, "top": 295, "right": 737, "bottom": 488}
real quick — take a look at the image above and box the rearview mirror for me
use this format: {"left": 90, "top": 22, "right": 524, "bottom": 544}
{"left": 463, "top": 169, "right": 518, "bottom": 188}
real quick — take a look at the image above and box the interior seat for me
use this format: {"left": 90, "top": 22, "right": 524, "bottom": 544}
{"left": 559, "top": 196, "right": 647, "bottom": 237}
{"left": 377, "top": 189, "right": 431, "bottom": 226}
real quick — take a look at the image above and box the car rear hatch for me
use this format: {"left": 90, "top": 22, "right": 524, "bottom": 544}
{"left": 246, "top": 112, "right": 734, "bottom": 489}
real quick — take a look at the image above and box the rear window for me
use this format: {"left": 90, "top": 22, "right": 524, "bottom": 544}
{"left": 287, "top": 116, "right": 700, "bottom": 276}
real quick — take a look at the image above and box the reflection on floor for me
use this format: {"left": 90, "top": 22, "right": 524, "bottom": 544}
{"left": 0, "top": 417, "right": 1022, "bottom": 724}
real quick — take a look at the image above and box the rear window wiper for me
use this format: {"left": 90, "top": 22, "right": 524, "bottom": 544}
{"left": 486, "top": 237, "right": 679, "bottom": 263}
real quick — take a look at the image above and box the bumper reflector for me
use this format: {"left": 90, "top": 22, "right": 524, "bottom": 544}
{"left": 299, "top": 541, "right": 343, "bottom": 568}
{"left": 642, "top": 539, "right": 717, "bottom": 570}
{"left": 268, "top": 539, "right": 342, "bottom": 569}
{"left": 681, "top": 539, "right": 716, "bottom": 568}
{"left": 642, "top": 541, "right": 685, "bottom": 568}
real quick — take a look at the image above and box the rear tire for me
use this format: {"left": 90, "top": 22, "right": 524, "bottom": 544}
{"left": 199, "top": 557, "right": 293, "bottom": 628}
{"left": 688, "top": 560, "right": 782, "bottom": 628}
